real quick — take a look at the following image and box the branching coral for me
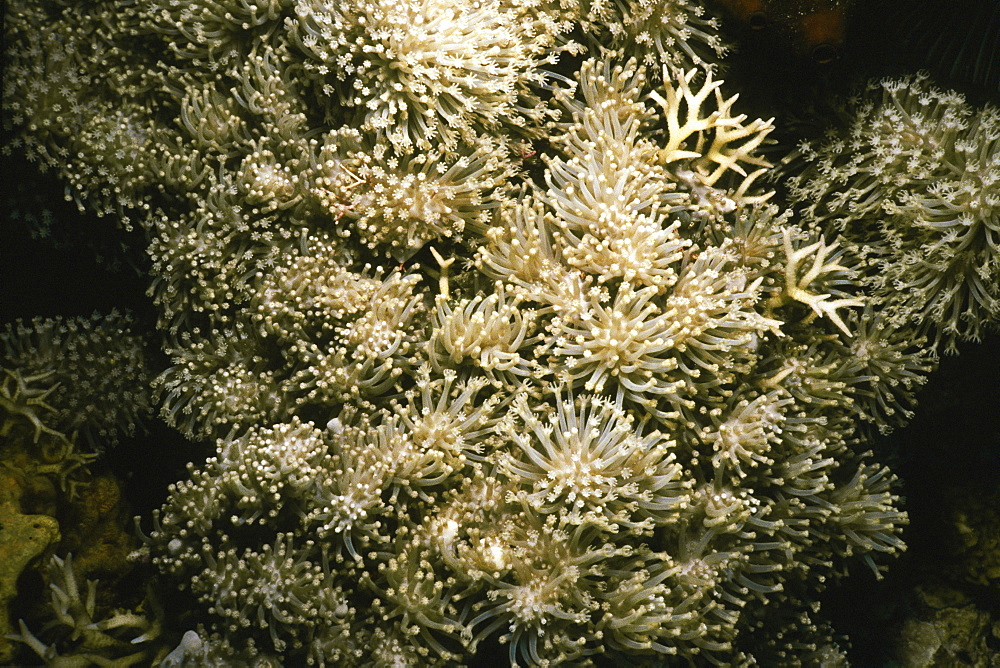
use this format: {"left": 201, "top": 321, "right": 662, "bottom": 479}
{"left": 8, "top": 554, "right": 161, "bottom": 666}
{"left": 478, "top": 57, "right": 784, "bottom": 425}
{"left": 135, "top": 51, "right": 916, "bottom": 663}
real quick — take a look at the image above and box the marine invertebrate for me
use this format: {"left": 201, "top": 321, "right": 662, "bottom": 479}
{"left": 427, "top": 279, "right": 542, "bottom": 381}
{"left": 7, "top": 554, "right": 160, "bottom": 666}
{"left": 0, "top": 314, "right": 158, "bottom": 663}
{"left": 2, "top": 0, "right": 941, "bottom": 663}
{"left": 498, "top": 391, "right": 689, "bottom": 532}
{"left": 312, "top": 130, "right": 514, "bottom": 256}
{"left": 275, "top": 263, "right": 426, "bottom": 405}
{"left": 835, "top": 305, "right": 938, "bottom": 432}
{"left": 130, "top": 52, "right": 913, "bottom": 665}
{"left": 155, "top": 320, "right": 293, "bottom": 440}
{"left": 564, "top": 0, "right": 730, "bottom": 73}
{"left": 786, "top": 73, "right": 1000, "bottom": 350}
{"left": 478, "top": 58, "right": 784, "bottom": 424}
{"left": 1, "top": 312, "right": 154, "bottom": 448}
{"left": 288, "top": 0, "right": 572, "bottom": 152}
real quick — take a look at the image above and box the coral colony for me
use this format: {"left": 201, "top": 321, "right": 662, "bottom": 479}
{"left": 1, "top": 0, "right": 996, "bottom": 665}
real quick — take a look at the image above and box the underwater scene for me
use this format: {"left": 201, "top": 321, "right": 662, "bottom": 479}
{"left": 2, "top": 0, "right": 999, "bottom": 665}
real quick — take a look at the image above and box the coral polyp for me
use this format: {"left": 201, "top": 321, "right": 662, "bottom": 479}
{"left": 7, "top": 0, "right": 990, "bottom": 664}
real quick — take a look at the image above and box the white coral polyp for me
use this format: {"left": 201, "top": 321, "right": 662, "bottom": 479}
{"left": 291, "top": 0, "right": 563, "bottom": 152}
{"left": 551, "top": 281, "right": 682, "bottom": 397}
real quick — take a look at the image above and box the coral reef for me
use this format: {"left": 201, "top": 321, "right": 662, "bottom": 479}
{"left": 0, "top": 312, "right": 156, "bottom": 663}
{"left": 785, "top": 73, "right": 1000, "bottom": 351}
{"left": 2, "top": 312, "right": 154, "bottom": 449}
{"left": 7, "top": 553, "right": 162, "bottom": 666}
{"left": 893, "top": 584, "right": 1000, "bottom": 667}
{"left": 0, "top": 468, "right": 60, "bottom": 663}
{"left": 2, "top": 0, "right": 996, "bottom": 665}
